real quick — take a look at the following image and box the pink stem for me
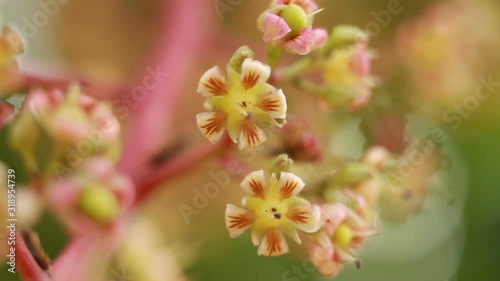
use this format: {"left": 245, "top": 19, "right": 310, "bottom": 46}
{"left": 117, "top": 0, "right": 214, "bottom": 180}
{"left": 16, "top": 232, "right": 52, "bottom": 281}
{"left": 134, "top": 140, "right": 225, "bottom": 205}
{"left": 51, "top": 223, "right": 127, "bottom": 281}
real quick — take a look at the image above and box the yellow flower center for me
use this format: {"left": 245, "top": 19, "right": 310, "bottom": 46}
{"left": 332, "top": 223, "right": 354, "bottom": 247}
{"left": 250, "top": 196, "right": 290, "bottom": 229}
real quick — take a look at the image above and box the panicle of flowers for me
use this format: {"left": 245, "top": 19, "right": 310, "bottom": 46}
{"left": 8, "top": 85, "right": 121, "bottom": 175}
{"left": 196, "top": 46, "right": 287, "bottom": 150}
{"left": 0, "top": 25, "right": 24, "bottom": 96}
{"left": 258, "top": 0, "right": 328, "bottom": 55}
{"left": 225, "top": 167, "right": 321, "bottom": 256}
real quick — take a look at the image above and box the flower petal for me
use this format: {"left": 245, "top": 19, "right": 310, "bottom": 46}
{"left": 311, "top": 28, "right": 329, "bottom": 51}
{"left": 240, "top": 59, "right": 271, "bottom": 90}
{"left": 251, "top": 226, "right": 266, "bottom": 246}
{"left": 287, "top": 203, "right": 321, "bottom": 233}
{"left": 262, "top": 13, "right": 291, "bottom": 43}
{"left": 196, "top": 112, "right": 227, "bottom": 143}
{"left": 284, "top": 28, "right": 315, "bottom": 55}
{"left": 238, "top": 119, "right": 267, "bottom": 149}
{"left": 322, "top": 203, "right": 348, "bottom": 236}
{"left": 197, "top": 66, "right": 227, "bottom": 97}
{"left": 256, "top": 89, "right": 287, "bottom": 119}
{"left": 241, "top": 169, "right": 267, "bottom": 198}
{"left": 278, "top": 172, "right": 305, "bottom": 200}
{"left": 257, "top": 229, "right": 289, "bottom": 256}
{"left": 309, "top": 244, "right": 342, "bottom": 277}
{"left": 281, "top": 222, "right": 302, "bottom": 244}
{"left": 225, "top": 204, "right": 255, "bottom": 238}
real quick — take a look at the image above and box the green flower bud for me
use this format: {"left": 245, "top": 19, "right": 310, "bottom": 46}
{"left": 329, "top": 25, "right": 368, "bottom": 47}
{"left": 79, "top": 185, "right": 120, "bottom": 223}
{"left": 280, "top": 4, "right": 308, "bottom": 37}
{"left": 334, "top": 163, "right": 373, "bottom": 185}
{"left": 229, "top": 45, "right": 255, "bottom": 73}
{"left": 333, "top": 223, "right": 354, "bottom": 247}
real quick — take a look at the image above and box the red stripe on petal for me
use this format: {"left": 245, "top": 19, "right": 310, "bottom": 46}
{"left": 200, "top": 112, "right": 228, "bottom": 137}
{"left": 203, "top": 77, "right": 227, "bottom": 96}
{"left": 228, "top": 214, "right": 254, "bottom": 230}
{"left": 257, "top": 96, "right": 280, "bottom": 112}
{"left": 242, "top": 72, "right": 259, "bottom": 89}
{"left": 249, "top": 179, "right": 265, "bottom": 198}
{"left": 280, "top": 180, "right": 298, "bottom": 200}
{"left": 242, "top": 121, "right": 262, "bottom": 146}
{"left": 265, "top": 230, "right": 284, "bottom": 256}
{"left": 288, "top": 209, "right": 309, "bottom": 224}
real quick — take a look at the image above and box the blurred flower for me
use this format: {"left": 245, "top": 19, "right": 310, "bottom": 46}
{"left": 308, "top": 203, "right": 375, "bottom": 277}
{"left": 278, "top": 116, "right": 323, "bottom": 162}
{"left": 197, "top": 58, "right": 287, "bottom": 149}
{"left": 115, "top": 218, "right": 188, "bottom": 281}
{"left": 225, "top": 169, "right": 321, "bottom": 256}
{"left": 397, "top": 1, "right": 500, "bottom": 107}
{"left": 8, "top": 85, "right": 121, "bottom": 173}
{"left": 258, "top": 0, "right": 327, "bottom": 55}
{"left": 321, "top": 42, "right": 375, "bottom": 110}
{"left": 47, "top": 157, "right": 135, "bottom": 233}
{"left": 379, "top": 145, "right": 441, "bottom": 222}
{"left": 0, "top": 26, "right": 24, "bottom": 96}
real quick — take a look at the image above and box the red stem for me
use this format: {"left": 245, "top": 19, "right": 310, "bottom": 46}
{"left": 16, "top": 232, "right": 52, "bottom": 281}
{"left": 117, "top": 0, "right": 214, "bottom": 180}
{"left": 134, "top": 140, "right": 225, "bottom": 205}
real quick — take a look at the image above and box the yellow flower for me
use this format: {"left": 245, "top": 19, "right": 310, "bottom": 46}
{"left": 225, "top": 170, "right": 321, "bottom": 256}
{"left": 196, "top": 58, "right": 287, "bottom": 149}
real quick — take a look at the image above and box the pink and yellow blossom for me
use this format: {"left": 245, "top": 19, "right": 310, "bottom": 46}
{"left": 258, "top": 0, "right": 328, "bottom": 55}
{"left": 225, "top": 170, "right": 321, "bottom": 256}
{"left": 196, "top": 59, "right": 287, "bottom": 149}
{"left": 308, "top": 203, "right": 375, "bottom": 277}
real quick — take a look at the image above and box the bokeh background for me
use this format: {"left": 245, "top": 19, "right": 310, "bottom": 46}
{"left": 1, "top": 0, "right": 500, "bottom": 280}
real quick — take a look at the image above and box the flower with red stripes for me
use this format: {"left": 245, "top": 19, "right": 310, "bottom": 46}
{"left": 225, "top": 169, "right": 321, "bottom": 256}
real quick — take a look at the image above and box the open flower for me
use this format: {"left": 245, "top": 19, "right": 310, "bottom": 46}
{"left": 225, "top": 170, "right": 321, "bottom": 256}
{"left": 196, "top": 59, "right": 287, "bottom": 149}
{"left": 258, "top": 0, "right": 328, "bottom": 55}
{"left": 308, "top": 203, "right": 375, "bottom": 277}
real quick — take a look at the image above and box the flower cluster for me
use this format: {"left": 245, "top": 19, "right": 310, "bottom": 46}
{"left": 8, "top": 85, "right": 121, "bottom": 175}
